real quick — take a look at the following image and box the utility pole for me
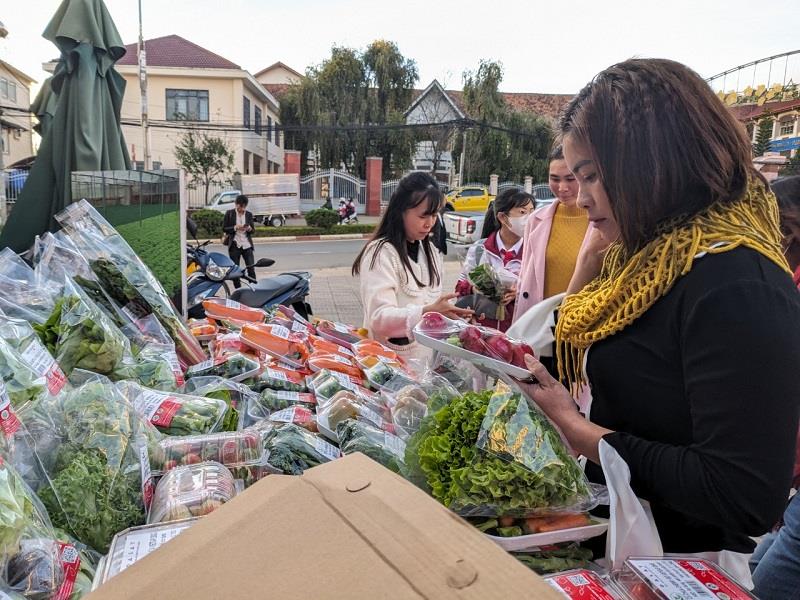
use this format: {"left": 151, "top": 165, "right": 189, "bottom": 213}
{"left": 458, "top": 128, "right": 467, "bottom": 186}
{"left": 0, "top": 22, "right": 8, "bottom": 224}
{"left": 137, "top": 0, "right": 151, "bottom": 170}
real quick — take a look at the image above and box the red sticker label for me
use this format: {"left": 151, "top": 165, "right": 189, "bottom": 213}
{"left": 54, "top": 542, "right": 81, "bottom": 600}
{"left": 0, "top": 389, "right": 20, "bottom": 436}
{"left": 46, "top": 363, "right": 67, "bottom": 395}
{"left": 151, "top": 399, "right": 181, "bottom": 428}
{"left": 545, "top": 571, "right": 616, "bottom": 600}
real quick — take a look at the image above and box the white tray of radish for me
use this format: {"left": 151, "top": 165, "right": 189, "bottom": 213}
{"left": 413, "top": 312, "right": 534, "bottom": 381}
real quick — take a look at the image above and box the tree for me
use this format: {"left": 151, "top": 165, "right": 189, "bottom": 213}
{"left": 174, "top": 132, "right": 235, "bottom": 203}
{"left": 279, "top": 40, "right": 418, "bottom": 178}
{"left": 782, "top": 152, "right": 800, "bottom": 176}
{"left": 452, "top": 60, "right": 553, "bottom": 183}
{"left": 753, "top": 117, "right": 775, "bottom": 158}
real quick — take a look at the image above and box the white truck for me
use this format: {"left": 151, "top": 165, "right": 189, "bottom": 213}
{"left": 204, "top": 174, "right": 301, "bottom": 227}
{"left": 443, "top": 211, "right": 486, "bottom": 245}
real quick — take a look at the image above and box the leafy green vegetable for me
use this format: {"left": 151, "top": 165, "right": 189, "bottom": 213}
{"left": 0, "top": 463, "right": 37, "bottom": 557}
{"left": 468, "top": 263, "right": 509, "bottom": 320}
{"left": 185, "top": 354, "right": 259, "bottom": 381}
{"left": 0, "top": 338, "right": 46, "bottom": 408}
{"left": 33, "top": 288, "right": 128, "bottom": 377}
{"left": 336, "top": 419, "right": 404, "bottom": 473}
{"left": 404, "top": 385, "right": 591, "bottom": 517}
{"left": 513, "top": 545, "right": 593, "bottom": 575}
{"left": 39, "top": 447, "right": 144, "bottom": 554}
{"left": 263, "top": 424, "right": 337, "bottom": 475}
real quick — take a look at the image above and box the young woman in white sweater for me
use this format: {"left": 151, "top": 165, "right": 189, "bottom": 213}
{"left": 352, "top": 173, "right": 472, "bottom": 361}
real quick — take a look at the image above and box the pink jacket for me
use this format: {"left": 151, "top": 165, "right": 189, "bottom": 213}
{"left": 513, "top": 201, "right": 591, "bottom": 323}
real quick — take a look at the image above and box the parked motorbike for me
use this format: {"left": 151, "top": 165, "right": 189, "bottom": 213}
{"left": 174, "top": 219, "right": 313, "bottom": 320}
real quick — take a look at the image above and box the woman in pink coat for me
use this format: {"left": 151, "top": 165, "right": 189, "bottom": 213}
{"left": 513, "top": 146, "right": 590, "bottom": 322}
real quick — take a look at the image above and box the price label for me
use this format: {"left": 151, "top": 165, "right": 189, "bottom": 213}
{"left": 384, "top": 432, "right": 407, "bottom": 458}
{"left": 627, "top": 560, "right": 752, "bottom": 600}
{"left": 0, "top": 383, "right": 21, "bottom": 435}
{"left": 545, "top": 570, "right": 616, "bottom": 600}
{"left": 134, "top": 391, "right": 181, "bottom": 427}
{"left": 291, "top": 321, "right": 308, "bottom": 334}
{"left": 223, "top": 299, "right": 241, "bottom": 309}
{"left": 164, "top": 350, "right": 185, "bottom": 386}
{"left": 332, "top": 322, "right": 350, "bottom": 334}
{"left": 270, "top": 325, "right": 291, "bottom": 340}
{"left": 116, "top": 522, "right": 195, "bottom": 576}
{"left": 265, "top": 368, "right": 288, "bottom": 381}
{"left": 187, "top": 357, "right": 222, "bottom": 373}
{"left": 275, "top": 390, "right": 300, "bottom": 401}
{"left": 20, "top": 341, "right": 67, "bottom": 395}
{"left": 53, "top": 542, "right": 81, "bottom": 600}
{"left": 313, "top": 437, "right": 341, "bottom": 461}
{"left": 326, "top": 354, "right": 352, "bottom": 366}
{"left": 359, "top": 406, "right": 384, "bottom": 428}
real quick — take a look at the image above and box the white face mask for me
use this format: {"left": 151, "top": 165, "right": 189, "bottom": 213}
{"left": 506, "top": 214, "right": 531, "bottom": 237}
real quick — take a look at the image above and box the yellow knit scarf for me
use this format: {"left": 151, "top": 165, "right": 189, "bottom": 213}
{"left": 556, "top": 179, "right": 790, "bottom": 389}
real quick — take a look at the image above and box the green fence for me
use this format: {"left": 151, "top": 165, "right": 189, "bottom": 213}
{"left": 70, "top": 170, "right": 182, "bottom": 294}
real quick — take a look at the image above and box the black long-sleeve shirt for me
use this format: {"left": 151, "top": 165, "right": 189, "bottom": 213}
{"left": 585, "top": 247, "right": 800, "bottom": 553}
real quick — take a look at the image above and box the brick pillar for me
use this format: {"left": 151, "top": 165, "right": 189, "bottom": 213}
{"left": 524, "top": 176, "right": 533, "bottom": 194}
{"left": 284, "top": 150, "right": 301, "bottom": 174}
{"left": 365, "top": 156, "right": 383, "bottom": 216}
{"left": 489, "top": 174, "right": 499, "bottom": 196}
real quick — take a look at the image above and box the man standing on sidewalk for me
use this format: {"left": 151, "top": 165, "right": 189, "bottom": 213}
{"left": 223, "top": 195, "right": 255, "bottom": 289}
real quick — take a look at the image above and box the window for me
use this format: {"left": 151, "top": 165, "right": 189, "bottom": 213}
{"left": 254, "top": 106, "right": 262, "bottom": 135}
{"left": 460, "top": 189, "right": 483, "bottom": 197}
{"left": 253, "top": 154, "right": 262, "bottom": 174}
{"left": 243, "top": 150, "right": 251, "bottom": 175}
{"left": 274, "top": 123, "right": 280, "bottom": 147}
{"left": 779, "top": 119, "right": 796, "bottom": 136}
{"left": 152, "top": 161, "right": 162, "bottom": 170}
{"left": 7, "top": 82, "right": 15, "bottom": 103}
{"left": 243, "top": 96, "right": 251, "bottom": 129}
{"left": 0, "top": 78, "right": 7, "bottom": 99}
{"left": 132, "top": 161, "right": 144, "bottom": 171}
{"left": 267, "top": 116, "right": 273, "bottom": 142}
{"left": 166, "top": 89, "right": 209, "bottom": 121}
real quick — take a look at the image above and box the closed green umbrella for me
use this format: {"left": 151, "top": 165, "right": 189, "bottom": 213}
{"left": 1, "top": 0, "right": 130, "bottom": 252}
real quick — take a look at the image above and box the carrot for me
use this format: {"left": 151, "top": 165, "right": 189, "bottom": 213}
{"left": 241, "top": 324, "right": 310, "bottom": 364}
{"left": 498, "top": 516, "right": 516, "bottom": 528}
{"left": 203, "top": 298, "right": 267, "bottom": 323}
{"left": 528, "top": 513, "right": 591, "bottom": 533}
{"left": 308, "top": 351, "right": 363, "bottom": 379}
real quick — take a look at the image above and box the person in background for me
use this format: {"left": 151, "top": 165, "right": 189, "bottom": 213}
{"left": 345, "top": 197, "right": 358, "bottom": 223}
{"left": 222, "top": 194, "right": 255, "bottom": 289}
{"left": 520, "top": 59, "right": 800, "bottom": 584}
{"left": 750, "top": 175, "right": 800, "bottom": 599}
{"left": 353, "top": 172, "right": 472, "bottom": 361}
{"left": 455, "top": 188, "right": 534, "bottom": 330}
{"left": 513, "top": 146, "right": 589, "bottom": 322}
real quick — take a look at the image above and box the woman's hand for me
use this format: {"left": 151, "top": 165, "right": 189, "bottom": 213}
{"left": 518, "top": 354, "right": 612, "bottom": 463}
{"left": 501, "top": 285, "right": 517, "bottom": 306}
{"left": 567, "top": 226, "right": 613, "bottom": 294}
{"left": 423, "top": 293, "right": 474, "bottom": 320}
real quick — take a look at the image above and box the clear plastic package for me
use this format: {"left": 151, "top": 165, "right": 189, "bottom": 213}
{"left": 317, "top": 389, "right": 391, "bottom": 441}
{"left": 336, "top": 418, "right": 405, "bottom": 473}
{"left": 242, "top": 389, "right": 317, "bottom": 429}
{"left": 97, "top": 519, "right": 198, "bottom": 585}
{"left": 147, "top": 462, "right": 237, "bottom": 524}
{"left": 262, "top": 424, "right": 340, "bottom": 475}
{"left": 614, "top": 557, "right": 756, "bottom": 600}
{"left": 314, "top": 320, "right": 366, "bottom": 349}
{"left": 306, "top": 369, "right": 372, "bottom": 404}
{"left": 307, "top": 351, "right": 363, "bottom": 379}
{"left": 153, "top": 430, "right": 265, "bottom": 475}
{"left": 239, "top": 323, "right": 310, "bottom": 368}
{"left": 244, "top": 367, "right": 307, "bottom": 393}
{"left": 184, "top": 352, "right": 261, "bottom": 383}
{"left": 544, "top": 569, "right": 624, "bottom": 599}
{"left": 202, "top": 298, "right": 266, "bottom": 324}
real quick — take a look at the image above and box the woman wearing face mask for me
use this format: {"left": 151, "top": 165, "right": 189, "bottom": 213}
{"left": 354, "top": 172, "right": 473, "bottom": 362}
{"left": 513, "top": 146, "right": 589, "bottom": 323}
{"left": 455, "top": 188, "right": 534, "bottom": 331}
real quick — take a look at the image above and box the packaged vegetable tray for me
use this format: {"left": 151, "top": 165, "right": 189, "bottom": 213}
{"left": 96, "top": 519, "right": 198, "bottom": 586}
{"left": 242, "top": 390, "right": 316, "bottom": 429}
{"left": 262, "top": 424, "right": 341, "bottom": 475}
{"left": 188, "top": 318, "right": 218, "bottom": 341}
{"left": 243, "top": 367, "right": 307, "bottom": 393}
{"left": 306, "top": 369, "right": 371, "bottom": 404}
{"left": 314, "top": 320, "right": 366, "bottom": 349}
{"left": 184, "top": 352, "right": 260, "bottom": 383}
{"left": 317, "top": 389, "right": 391, "bottom": 437}
{"left": 266, "top": 405, "right": 318, "bottom": 433}
{"left": 153, "top": 430, "right": 265, "bottom": 475}
{"left": 614, "top": 558, "right": 756, "bottom": 600}
{"left": 308, "top": 335, "right": 355, "bottom": 359}
{"left": 117, "top": 381, "right": 228, "bottom": 436}
{"left": 544, "top": 569, "right": 623, "bottom": 598}
{"left": 240, "top": 323, "right": 310, "bottom": 368}
{"left": 181, "top": 376, "right": 258, "bottom": 433}
{"left": 202, "top": 298, "right": 266, "bottom": 324}
{"left": 148, "top": 461, "right": 237, "bottom": 524}
{"left": 307, "top": 351, "right": 363, "bottom": 379}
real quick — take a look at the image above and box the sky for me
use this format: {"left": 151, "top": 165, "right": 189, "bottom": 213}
{"left": 2, "top": 0, "right": 799, "bottom": 97}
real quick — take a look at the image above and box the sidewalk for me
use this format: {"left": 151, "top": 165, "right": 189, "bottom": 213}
{"left": 308, "top": 262, "right": 462, "bottom": 326}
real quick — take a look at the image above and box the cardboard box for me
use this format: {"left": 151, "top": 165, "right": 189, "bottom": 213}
{"left": 88, "top": 453, "right": 560, "bottom": 599}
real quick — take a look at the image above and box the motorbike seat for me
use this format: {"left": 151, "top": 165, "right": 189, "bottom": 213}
{"left": 230, "top": 273, "right": 301, "bottom": 306}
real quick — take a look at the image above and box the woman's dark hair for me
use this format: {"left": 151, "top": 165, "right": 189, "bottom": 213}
{"left": 352, "top": 172, "right": 443, "bottom": 287}
{"left": 773, "top": 176, "right": 800, "bottom": 232}
{"left": 560, "top": 58, "right": 756, "bottom": 251}
{"left": 548, "top": 145, "right": 565, "bottom": 162}
{"left": 480, "top": 188, "right": 535, "bottom": 238}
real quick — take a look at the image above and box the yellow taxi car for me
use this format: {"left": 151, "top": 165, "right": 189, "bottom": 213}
{"left": 444, "top": 186, "right": 494, "bottom": 212}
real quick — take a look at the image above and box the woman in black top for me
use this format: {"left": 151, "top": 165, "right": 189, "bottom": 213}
{"left": 521, "top": 59, "right": 800, "bottom": 566}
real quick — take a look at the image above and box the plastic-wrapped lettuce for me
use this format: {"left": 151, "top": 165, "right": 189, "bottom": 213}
{"left": 32, "top": 277, "right": 133, "bottom": 378}
{"left": 0, "top": 249, "right": 54, "bottom": 325}
{"left": 0, "top": 338, "right": 48, "bottom": 409}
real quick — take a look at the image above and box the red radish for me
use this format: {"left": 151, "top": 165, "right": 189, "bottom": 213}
{"left": 459, "top": 326, "right": 484, "bottom": 353}
{"left": 419, "top": 312, "right": 449, "bottom": 333}
{"left": 511, "top": 342, "right": 535, "bottom": 368}
{"left": 485, "top": 334, "right": 513, "bottom": 362}
{"left": 183, "top": 453, "right": 202, "bottom": 465}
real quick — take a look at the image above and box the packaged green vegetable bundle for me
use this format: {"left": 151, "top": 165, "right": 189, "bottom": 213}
{"left": 181, "top": 376, "right": 259, "bottom": 432}
{"left": 184, "top": 353, "right": 260, "bottom": 383}
{"left": 0, "top": 249, "right": 55, "bottom": 325}
{"left": 0, "top": 310, "right": 68, "bottom": 397}
{"left": 0, "top": 458, "right": 66, "bottom": 599}
{"left": 32, "top": 278, "right": 133, "bottom": 378}
{"left": 262, "top": 424, "right": 340, "bottom": 475}
{"left": 55, "top": 201, "right": 206, "bottom": 367}
{"left": 465, "top": 262, "right": 517, "bottom": 320}
{"left": 117, "top": 380, "right": 228, "bottom": 437}
{"left": 404, "top": 380, "right": 594, "bottom": 517}
{"left": 0, "top": 337, "right": 49, "bottom": 409}
{"left": 336, "top": 419, "right": 405, "bottom": 474}
{"left": 1, "top": 377, "right": 160, "bottom": 554}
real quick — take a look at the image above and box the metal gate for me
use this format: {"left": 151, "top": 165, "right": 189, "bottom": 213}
{"left": 300, "top": 169, "right": 366, "bottom": 213}
{"left": 497, "top": 181, "right": 524, "bottom": 194}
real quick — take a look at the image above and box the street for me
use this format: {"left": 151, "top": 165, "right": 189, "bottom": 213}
{"left": 207, "top": 238, "right": 466, "bottom": 325}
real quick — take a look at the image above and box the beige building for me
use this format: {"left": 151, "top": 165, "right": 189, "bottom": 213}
{"left": 0, "top": 59, "right": 34, "bottom": 166}
{"left": 114, "top": 35, "right": 283, "bottom": 177}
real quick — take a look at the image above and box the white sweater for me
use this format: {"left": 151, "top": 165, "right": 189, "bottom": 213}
{"left": 359, "top": 240, "right": 442, "bottom": 353}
